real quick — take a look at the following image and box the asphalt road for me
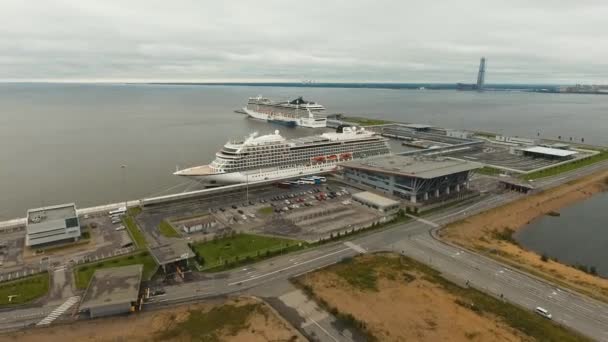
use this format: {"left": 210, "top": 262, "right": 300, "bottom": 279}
{"left": 2, "top": 160, "right": 608, "bottom": 340}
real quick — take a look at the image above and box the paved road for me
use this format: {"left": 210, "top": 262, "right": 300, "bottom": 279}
{"left": 2, "top": 160, "right": 608, "bottom": 339}
{"left": 147, "top": 188, "right": 608, "bottom": 341}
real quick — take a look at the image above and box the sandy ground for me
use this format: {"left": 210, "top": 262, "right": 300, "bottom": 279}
{"left": 299, "top": 254, "right": 528, "bottom": 342}
{"left": 441, "top": 169, "right": 608, "bottom": 300}
{"left": 0, "top": 297, "right": 305, "bottom": 342}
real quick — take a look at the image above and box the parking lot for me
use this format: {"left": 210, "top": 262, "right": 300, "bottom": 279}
{"left": 136, "top": 180, "right": 383, "bottom": 243}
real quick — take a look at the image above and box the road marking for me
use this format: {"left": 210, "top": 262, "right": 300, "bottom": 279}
{"left": 228, "top": 247, "right": 351, "bottom": 286}
{"left": 309, "top": 315, "right": 340, "bottom": 342}
{"left": 406, "top": 214, "right": 440, "bottom": 228}
{"left": 36, "top": 296, "right": 80, "bottom": 326}
{"left": 343, "top": 241, "right": 366, "bottom": 254}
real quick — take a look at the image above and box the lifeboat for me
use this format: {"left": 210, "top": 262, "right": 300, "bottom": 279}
{"left": 339, "top": 153, "right": 352, "bottom": 160}
{"left": 327, "top": 155, "right": 338, "bottom": 161}
{"left": 312, "top": 156, "right": 326, "bottom": 163}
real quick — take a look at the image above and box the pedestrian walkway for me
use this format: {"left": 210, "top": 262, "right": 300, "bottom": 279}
{"left": 36, "top": 296, "right": 80, "bottom": 326}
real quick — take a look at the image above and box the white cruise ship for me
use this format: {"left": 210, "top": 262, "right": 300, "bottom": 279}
{"left": 174, "top": 127, "right": 390, "bottom": 184}
{"left": 243, "top": 96, "right": 327, "bottom": 128}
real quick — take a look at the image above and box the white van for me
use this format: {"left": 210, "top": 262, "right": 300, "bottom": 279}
{"left": 534, "top": 307, "right": 552, "bottom": 319}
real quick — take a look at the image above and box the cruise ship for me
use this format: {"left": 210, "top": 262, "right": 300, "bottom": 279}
{"left": 174, "top": 127, "right": 390, "bottom": 184}
{"left": 243, "top": 96, "right": 327, "bottom": 128}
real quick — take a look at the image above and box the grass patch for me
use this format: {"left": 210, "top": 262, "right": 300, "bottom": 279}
{"left": 522, "top": 150, "right": 608, "bottom": 180}
{"left": 156, "top": 302, "right": 259, "bottom": 342}
{"left": 476, "top": 166, "right": 502, "bottom": 176}
{"left": 122, "top": 215, "right": 147, "bottom": 249}
{"left": 73, "top": 252, "right": 157, "bottom": 289}
{"left": 159, "top": 220, "right": 180, "bottom": 238}
{"left": 257, "top": 206, "right": 274, "bottom": 216}
{"left": 191, "top": 233, "right": 305, "bottom": 271}
{"left": 128, "top": 206, "right": 142, "bottom": 217}
{"left": 335, "top": 258, "right": 378, "bottom": 291}
{"left": 0, "top": 273, "right": 49, "bottom": 306}
{"left": 299, "top": 254, "right": 590, "bottom": 342}
{"left": 342, "top": 116, "right": 392, "bottom": 126}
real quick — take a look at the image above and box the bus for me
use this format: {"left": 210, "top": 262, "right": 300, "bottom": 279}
{"left": 311, "top": 176, "right": 327, "bottom": 183}
{"left": 108, "top": 206, "right": 127, "bottom": 216}
{"left": 298, "top": 178, "right": 316, "bottom": 185}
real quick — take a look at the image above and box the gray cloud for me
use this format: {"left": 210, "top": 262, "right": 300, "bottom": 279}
{"left": 1, "top": 0, "right": 607, "bottom": 83}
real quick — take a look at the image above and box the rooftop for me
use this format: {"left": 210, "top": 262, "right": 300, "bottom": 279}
{"left": 352, "top": 191, "right": 399, "bottom": 208}
{"left": 79, "top": 264, "right": 143, "bottom": 311}
{"left": 401, "top": 123, "right": 433, "bottom": 130}
{"left": 27, "top": 203, "right": 77, "bottom": 224}
{"left": 522, "top": 146, "right": 578, "bottom": 157}
{"left": 149, "top": 240, "right": 195, "bottom": 266}
{"left": 343, "top": 155, "right": 482, "bottom": 179}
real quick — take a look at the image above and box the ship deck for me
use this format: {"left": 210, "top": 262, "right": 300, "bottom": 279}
{"left": 175, "top": 165, "right": 216, "bottom": 176}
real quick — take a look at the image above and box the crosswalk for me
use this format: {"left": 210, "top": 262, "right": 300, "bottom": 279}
{"left": 36, "top": 296, "right": 80, "bottom": 326}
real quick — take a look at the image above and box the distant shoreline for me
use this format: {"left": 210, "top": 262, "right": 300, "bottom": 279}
{"left": 145, "top": 81, "right": 561, "bottom": 92}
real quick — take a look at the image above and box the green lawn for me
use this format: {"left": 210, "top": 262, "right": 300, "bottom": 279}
{"left": 476, "top": 166, "right": 502, "bottom": 176}
{"left": 0, "top": 273, "right": 49, "bottom": 306}
{"left": 73, "top": 252, "right": 157, "bottom": 289}
{"left": 122, "top": 215, "right": 148, "bottom": 249}
{"left": 522, "top": 150, "right": 608, "bottom": 180}
{"left": 342, "top": 116, "right": 392, "bottom": 126}
{"left": 159, "top": 220, "right": 180, "bottom": 238}
{"left": 192, "top": 233, "right": 305, "bottom": 271}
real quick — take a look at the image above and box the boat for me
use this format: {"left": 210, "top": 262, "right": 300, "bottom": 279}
{"left": 243, "top": 96, "right": 327, "bottom": 128}
{"left": 174, "top": 126, "right": 391, "bottom": 184}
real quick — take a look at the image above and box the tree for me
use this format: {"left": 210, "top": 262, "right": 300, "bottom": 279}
{"left": 540, "top": 253, "right": 549, "bottom": 262}
{"left": 590, "top": 266, "right": 597, "bottom": 275}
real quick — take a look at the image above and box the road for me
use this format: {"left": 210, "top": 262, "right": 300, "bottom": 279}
{"left": 2, "top": 160, "right": 608, "bottom": 340}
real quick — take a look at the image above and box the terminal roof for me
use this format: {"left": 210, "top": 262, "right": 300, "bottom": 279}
{"left": 27, "top": 203, "right": 77, "bottom": 223}
{"left": 522, "top": 146, "right": 578, "bottom": 157}
{"left": 79, "top": 264, "right": 143, "bottom": 311}
{"left": 343, "top": 155, "right": 481, "bottom": 179}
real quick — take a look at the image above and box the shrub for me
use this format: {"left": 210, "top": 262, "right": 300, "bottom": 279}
{"left": 541, "top": 253, "right": 549, "bottom": 262}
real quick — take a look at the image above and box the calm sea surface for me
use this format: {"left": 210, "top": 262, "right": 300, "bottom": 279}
{"left": 515, "top": 193, "right": 608, "bottom": 277}
{"left": 1, "top": 83, "right": 608, "bottom": 220}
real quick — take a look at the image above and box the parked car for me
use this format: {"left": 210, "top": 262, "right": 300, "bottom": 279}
{"left": 237, "top": 209, "right": 244, "bottom": 214}
{"left": 231, "top": 205, "right": 238, "bottom": 209}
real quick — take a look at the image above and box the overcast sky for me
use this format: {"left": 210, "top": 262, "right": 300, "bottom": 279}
{"left": 1, "top": 0, "right": 607, "bottom": 83}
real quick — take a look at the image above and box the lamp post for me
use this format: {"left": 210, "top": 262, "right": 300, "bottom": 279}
{"left": 246, "top": 174, "right": 249, "bottom": 204}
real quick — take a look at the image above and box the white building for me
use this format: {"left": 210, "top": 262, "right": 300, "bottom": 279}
{"left": 26, "top": 203, "right": 81, "bottom": 247}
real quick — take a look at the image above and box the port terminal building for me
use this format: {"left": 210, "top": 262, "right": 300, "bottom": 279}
{"left": 342, "top": 155, "right": 482, "bottom": 204}
{"left": 25, "top": 203, "right": 81, "bottom": 247}
{"left": 79, "top": 264, "right": 143, "bottom": 318}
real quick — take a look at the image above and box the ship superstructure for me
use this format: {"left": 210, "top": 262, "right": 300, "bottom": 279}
{"left": 174, "top": 127, "right": 390, "bottom": 184}
{"left": 243, "top": 96, "right": 327, "bottom": 128}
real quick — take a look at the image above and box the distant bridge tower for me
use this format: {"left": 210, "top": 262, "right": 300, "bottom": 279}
{"left": 476, "top": 57, "right": 486, "bottom": 90}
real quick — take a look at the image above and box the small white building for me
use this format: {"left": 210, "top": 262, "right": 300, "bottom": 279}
{"left": 352, "top": 191, "right": 400, "bottom": 213}
{"left": 26, "top": 203, "right": 81, "bottom": 247}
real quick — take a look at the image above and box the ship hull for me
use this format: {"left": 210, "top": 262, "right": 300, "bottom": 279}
{"left": 179, "top": 162, "right": 339, "bottom": 184}
{"left": 243, "top": 108, "right": 327, "bottom": 128}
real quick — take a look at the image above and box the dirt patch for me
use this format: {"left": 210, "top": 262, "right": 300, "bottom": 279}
{"left": 297, "top": 254, "right": 534, "bottom": 342}
{"left": 441, "top": 169, "right": 608, "bottom": 301}
{"left": 0, "top": 297, "right": 305, "bottom": 342}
